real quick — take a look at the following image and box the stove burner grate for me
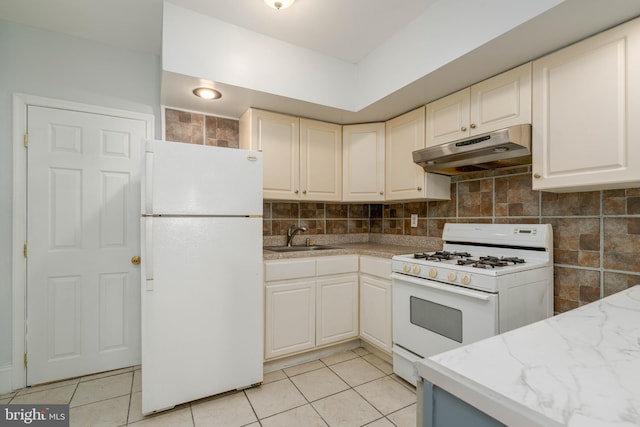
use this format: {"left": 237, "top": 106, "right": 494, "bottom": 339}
{"left": 471, "top": 256, "right": 526, "bottom": 269}
{"left": 414, "top": 251, "right": 472, "bottom": 261}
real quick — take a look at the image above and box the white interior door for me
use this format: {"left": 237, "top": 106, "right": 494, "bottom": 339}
{"left": 26, "top": 105, "right": 145, "bottom": 385}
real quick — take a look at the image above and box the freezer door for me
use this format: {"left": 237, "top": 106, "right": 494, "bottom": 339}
{"left": 140, "top": 216, "right": 263, "bottom": 414}
{"left": 142, "top": 140, "right": 262, "bottom": 216}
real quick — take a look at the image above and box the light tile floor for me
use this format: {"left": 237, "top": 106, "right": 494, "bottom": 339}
{"left": 0, "top": 347, "right": 416, "bottom": 426}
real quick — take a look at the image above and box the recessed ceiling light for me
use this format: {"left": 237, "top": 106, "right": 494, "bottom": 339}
{"left": 192, "top": 87, "right": 222, "bottom": 100}
{"left": 264, "top": 0, "right": 295, "bottom": 10}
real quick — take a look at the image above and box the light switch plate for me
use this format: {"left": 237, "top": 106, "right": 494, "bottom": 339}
{"left": 411, "top": 214, "right": 418, "bottom": 228}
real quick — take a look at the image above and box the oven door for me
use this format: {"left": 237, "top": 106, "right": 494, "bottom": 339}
{"left": 391, "top": 272, "right": 499, "bottom": 359}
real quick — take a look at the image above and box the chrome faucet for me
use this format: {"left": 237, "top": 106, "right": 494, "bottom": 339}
{"left": 286, "top": 224, "right": 308, "bottom": 247}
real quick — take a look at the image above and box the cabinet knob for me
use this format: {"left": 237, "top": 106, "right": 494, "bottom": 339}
{"left": 470, "top": 123, "right": 476, "bottom": 129}
{"left": 294, "top": 189, "right": 299, "bottom": 194}
{"left": 533, "top": 173, "right": 541, "bottom": 179}
{"left": 417, "top": 186, "right": 422, "bottom": 191}
{"left": 303, "top": 190, "right": 307, "bottom": 194}
{"left": 461, "top": 126, "right": 467, "bottom": 132}
{"left": 379, "top": 191, "right": 384, "bottom": 195}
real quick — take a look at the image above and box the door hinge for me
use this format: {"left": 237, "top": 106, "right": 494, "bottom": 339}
{"left": 23, "top": 353, "right": 27, "bottom": 368}
{"left": 23, "top": 133, "right": 28, "bottom": 147}
{"left": 23, "top": 242, "right": 27, "bottom": 258}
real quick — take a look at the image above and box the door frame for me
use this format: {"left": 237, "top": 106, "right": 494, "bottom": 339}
{"left": 11, "top": 93, "right": 155, "bottom": 391}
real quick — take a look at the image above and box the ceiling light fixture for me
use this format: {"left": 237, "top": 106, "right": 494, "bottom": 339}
{"left": 192, "top": 87, "right": 222, "bottom": 100}
{"left": 263, "top": 0, "right": 295, "bottom": 10}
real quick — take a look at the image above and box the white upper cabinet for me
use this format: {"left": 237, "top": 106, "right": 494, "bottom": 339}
{"left": 426, "top": 63, "right": 532, "bottom": 147}
{"left": 300, "top": 118, "right": 342, "bottom": 201}
{"left": 532, "top": 17, "right": 640, "bottom": 192}
{"left": 240, "top": 109, "right": 342, "bottom": 201}
{"left": 240, "top": 109, "right": 300, "bottom": 200}
{"left": 386, "top": 107, "right": 451, "bottom": 201}
{"left": 342, "top": 123, "right": 385, "bottom": 202}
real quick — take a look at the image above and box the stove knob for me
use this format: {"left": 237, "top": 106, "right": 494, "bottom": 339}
{"left": 461, "top": 274, "right": 471, "bottom": 285}
{"left": 448, "top": 272, "right": 457, "bottom": 282}
{"left": 403, "top": 264, "right": 411, "bottom": 273}
{"left": 412, "top": 265, "right": 421, "bottom": 274}
{"left": 428, "top": 268, "right": 437, "bottom": 278}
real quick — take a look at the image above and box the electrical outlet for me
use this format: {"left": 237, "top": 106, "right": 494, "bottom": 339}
{"left": 411, "top": 214, "right": 418, "bottom": 228}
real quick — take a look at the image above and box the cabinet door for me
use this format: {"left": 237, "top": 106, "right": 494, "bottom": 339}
{"left": 470, "top": 63, "right": 531, "bottom": 136}
{"left": 426, "top": 88, "right": 470, "bottom": 147}
{"left": 385, "top": 107, "right": 427, "bottom": 201}
{"left": 316, "top": 274, "right": 358, "bottom": 346}
{"left": 359, "top": 275, "right": 392, "bottom": 354}
{"left": 342, "top": 123, "right": 385, "bottom": 201}
{"left": 532, "top": 19, "right": 640, "bottom": 192}
{"left": 300, "top": 119, "right": 342, "bottom": 201}
{"left": 241, "top": 109, "right": 300, "bottom": 200}
{"left": 265, "top": 280, "right": 315, "bottom": 359}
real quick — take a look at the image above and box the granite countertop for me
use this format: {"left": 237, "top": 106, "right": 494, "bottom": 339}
{"left": 262, "top": 242, "right": 428, "bottom": 260}
{"left": 416, "top": 285, "right": 640, "bottom": 427}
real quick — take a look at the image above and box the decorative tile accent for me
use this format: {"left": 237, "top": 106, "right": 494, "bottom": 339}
{"left": 541, "top": 191, "right": 600, "bottom": 216}
{"left": 603, "top": 188, "right": 640, "bottom": 215}
{"left": 457, "top": 179, "right": 493, "bottom": 217}
{"left": 604, "top": 218, "right": 640, "bottom": 273}
{"left": 326, "top": 220, "right": 348, "bottom": 234}
{"left": 547, "top": 218, "right": 600, "bottom": 267}
{"left": 554, "top": 266, "right": 600, "bottom": 311}
{"left": 165, "top": 108, "right": 239, "bottom": 148}
{"left": 165, "top": 109, "right": 204, "bottom": 145}
{"left": 383, "top": 204, "right": 404, "bottom": 235}
{"left": 205, "top": 116, "right": 239, "bottom": 148}
{"left": 300, "top": 203, "right": 325, "bottom": 219}
{"left": 604, "top": 271, "right": 639, "bottom": 296}
{"left": 428, "top": 183, "right": 457, "bottom": 218}
{"left": 327, "top": 203, "right": 349, "bottom": 218}
{"left": 495, "top": 173, "right": 538, "bottom": 217}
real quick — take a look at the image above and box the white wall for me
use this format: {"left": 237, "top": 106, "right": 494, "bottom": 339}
{"left": 0, "top": 19, "right": 160, "bottom": 393}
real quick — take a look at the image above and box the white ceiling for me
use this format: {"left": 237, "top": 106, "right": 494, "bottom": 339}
{"left": 168, "top": 0, "right": 438, "bottom": 64}
{"left": 2, "top": 0, "right": 640, "bottom": 123}
{"left": 0, "top": 0, "right": 436, "bottom": 62}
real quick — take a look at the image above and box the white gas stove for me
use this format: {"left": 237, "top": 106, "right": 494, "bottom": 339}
{"left": 391, "top": 223, "right": 554, "bottom": 385}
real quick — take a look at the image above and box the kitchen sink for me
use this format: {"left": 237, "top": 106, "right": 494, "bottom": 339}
{"left": 263, "top": 245, "right": 341, "bottom": 252}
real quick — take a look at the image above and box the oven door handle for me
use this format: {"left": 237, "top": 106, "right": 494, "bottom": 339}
{"left": 391, "top": 273, "right": 491, "bottom": 301}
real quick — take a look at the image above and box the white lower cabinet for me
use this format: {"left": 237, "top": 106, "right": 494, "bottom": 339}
{"left": 264, "top": 255, "right": 358, "bottom": 360}
{"left": 265, "top": 279, "right": 316, "bottom": 359}
{"left": 359, "top": 256, "right": 392, "bottom": 354}
{"left": 316, "top": 274, "right": 359, "bottom": 346}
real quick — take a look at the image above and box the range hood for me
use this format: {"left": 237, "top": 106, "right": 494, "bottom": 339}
{"left": 413, "top": 124, "right": 532, "bottom": 175}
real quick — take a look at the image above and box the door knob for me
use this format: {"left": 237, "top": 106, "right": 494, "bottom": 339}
{"left": 131, "top": 256, "right": 141, "bottom": 265}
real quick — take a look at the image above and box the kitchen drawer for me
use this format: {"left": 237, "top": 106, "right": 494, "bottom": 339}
{"left": 264, "top": 258, "right": 316, "bottom": 282}
{"left": 360, "top": 256, "right": 391, "bottom": 279}
{"left": 316, "top": 255, "right": 358, "bottom": 276}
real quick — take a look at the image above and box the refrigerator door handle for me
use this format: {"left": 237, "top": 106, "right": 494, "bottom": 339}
{"left": 145, "top": 218, "right": 154, "bottom": 290}
{"left": 145, "top": 151, "right": 154, "bottom": 214}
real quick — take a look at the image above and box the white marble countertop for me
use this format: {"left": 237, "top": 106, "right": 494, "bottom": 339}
{"left": 416, "top": 285, "right": 640, "bottom": 427}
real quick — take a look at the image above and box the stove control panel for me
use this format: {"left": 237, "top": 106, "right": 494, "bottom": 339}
{"left": 391, "top": 258, "right": 499, "bottom": 293}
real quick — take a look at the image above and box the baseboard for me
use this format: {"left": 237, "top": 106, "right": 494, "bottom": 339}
{"left": 0, "top": 364, "right": 13, "bottom": 395}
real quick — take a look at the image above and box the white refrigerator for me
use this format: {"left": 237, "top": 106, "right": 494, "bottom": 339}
{"left": 140, "top": 140, "right": 263, "bottom": 414}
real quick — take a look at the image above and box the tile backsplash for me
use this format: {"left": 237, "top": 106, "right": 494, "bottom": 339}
{"left": 264, "top": 166, "right": 640, "bottom": 314}
{"left": 165, "top": 108, "right": 640, "bottom": 314}
{"left": 165, "top": 108, "right": 239, "bottom": 148}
